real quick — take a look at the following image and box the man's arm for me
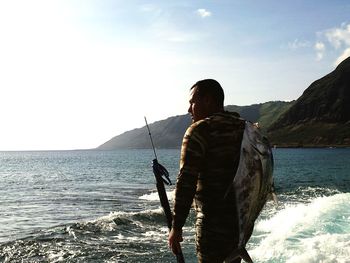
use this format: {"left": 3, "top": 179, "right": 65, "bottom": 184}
{"left": 169, "top": 122, "right": 207, "bottom": 253}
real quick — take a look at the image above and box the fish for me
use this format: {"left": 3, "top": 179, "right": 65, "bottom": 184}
{"left": 224, "top": 121, "right": 276, "bottom": 263}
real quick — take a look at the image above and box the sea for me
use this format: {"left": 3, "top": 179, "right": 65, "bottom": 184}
{"left": 0, "top": 148, "right": 350, "bottom": 263}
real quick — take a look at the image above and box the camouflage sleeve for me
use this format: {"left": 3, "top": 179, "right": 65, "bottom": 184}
{"left": 172, "top": 121, "right": 208, "bottom": 230}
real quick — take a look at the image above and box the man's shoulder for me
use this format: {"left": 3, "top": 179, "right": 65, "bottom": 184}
{"left": 185, "top": 119, "right": 209, "bottom": 136}
{"left": 206, "top": 111, "right": 245, "bottom": 127}
{"left": 186, "top": 111, "right": 245, "bottom": 136}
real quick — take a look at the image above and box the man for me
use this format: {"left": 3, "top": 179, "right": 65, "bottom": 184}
{"left": 168, "top": 79, "right": 245, "bottom": 263}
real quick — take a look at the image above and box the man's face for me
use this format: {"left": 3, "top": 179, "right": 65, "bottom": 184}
{"left": 188, "top": 86, "right": 209, "bottom": 123}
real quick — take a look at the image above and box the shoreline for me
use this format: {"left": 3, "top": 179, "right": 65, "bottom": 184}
{"left": 271, "top": 144, "right": 350, "bottom": 149}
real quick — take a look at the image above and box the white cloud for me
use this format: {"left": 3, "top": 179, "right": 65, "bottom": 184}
{"left": 197, "top": 8, "right": 211, "bottom": 18}
{"left": 288, "top": 39, "right": 311, "bottom": 50}
{"left": 316, "top": 23, "right": 350, "bottom": 65}
{"left": 325, "top": 23, "right": 350, "bottom": 49}
{"left": 314, "top": 41, "right": 326, "bottom": 60}
{"left": 315, "top": 42, "right": 325, "bottom": 51}
{"left": 335, "top": 47, "right": 350, "bottom": 66}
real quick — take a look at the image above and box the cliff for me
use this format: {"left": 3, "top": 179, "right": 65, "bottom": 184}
{"left": 268, "top": 56, "right": 350, "bottom": 147}
{"left": 98, "top": 56, "right": 350, "bottom": 149}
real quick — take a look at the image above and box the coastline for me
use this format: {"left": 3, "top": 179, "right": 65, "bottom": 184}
{"left": 271, "top": 144, "right": 350, "bottom": 149}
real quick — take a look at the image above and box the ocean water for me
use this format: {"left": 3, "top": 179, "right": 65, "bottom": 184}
{"left": 0, "top": 148, "right": 349, "bottom": 263}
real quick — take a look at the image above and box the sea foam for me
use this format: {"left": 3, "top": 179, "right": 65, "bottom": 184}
{"left": 250, "top": 193, "right": 350, "bottom": 262}
{"left": 139, "top": 190, "right": 175, "bottom": 201}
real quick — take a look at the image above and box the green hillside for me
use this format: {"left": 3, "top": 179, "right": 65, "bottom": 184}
{"left": 268, "top": 56, "right": 350, "bottom": 147}
{"left": 97, "top": 101, "right": 291, "bottom": 149}
{"left": 98, "top": 56, "right": 350, "bottom": 149}
{"left": 258, "top": 101, "right": 294, "bottom": 130}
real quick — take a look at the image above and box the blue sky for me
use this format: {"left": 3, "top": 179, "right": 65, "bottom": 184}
{"left": 0, "top": 0, "right": 350, "bottom": 150}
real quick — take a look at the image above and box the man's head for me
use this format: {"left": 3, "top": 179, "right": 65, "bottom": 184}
{"left": 188, "top": 79, "right": 225, "bottom": 122}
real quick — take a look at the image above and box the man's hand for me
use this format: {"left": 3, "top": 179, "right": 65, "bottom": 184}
{"left": 168, "top": 228, "right": 183, "bottom": 255}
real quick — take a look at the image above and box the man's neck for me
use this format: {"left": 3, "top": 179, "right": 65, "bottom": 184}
{"left": 211, "top": 106, "right": 224, "bottom": 114}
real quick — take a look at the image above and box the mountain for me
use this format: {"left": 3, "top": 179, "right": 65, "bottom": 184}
{"left": 268, "top": 56, "right": 350, "bottom": 147}
{"left": 225, "top": 101, "right": 293, "bottom": 131}
{"left": 97, "top": 101, "right": 292, "bottom": 150}
{"left": 98, "top": 115, "right": 191, "bottom": 149}
{"left": 98, "top": 56, "right": 350, "bottom": 149}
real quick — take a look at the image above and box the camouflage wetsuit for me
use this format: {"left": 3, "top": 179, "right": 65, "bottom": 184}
{"left": 172, "top": 111, "right": 245, "bottom": 263}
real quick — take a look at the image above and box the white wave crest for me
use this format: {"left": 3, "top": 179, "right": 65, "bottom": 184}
{"left": 139, "top": 190, "right": 175, "bottom": 201}
{"left": 250, "top": 193, "right": 350, "bottom": 262}
{"left": 286, "top": 233, "right": 350, "bottom": 263}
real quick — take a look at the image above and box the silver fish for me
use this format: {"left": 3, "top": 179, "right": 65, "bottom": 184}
{"left": 225, "top": 122, "right": 276, "bottom": 263}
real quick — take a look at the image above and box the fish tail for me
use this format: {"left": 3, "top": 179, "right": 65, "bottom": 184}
{"left": 271, "top": 192, "right": 278, "bottom": 204}
{"left": 224, "top": 246, "right": 253, "bottom": 263}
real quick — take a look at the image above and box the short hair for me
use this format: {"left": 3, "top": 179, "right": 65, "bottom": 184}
{"left": 191, "top": 79, "right": 224, "bottom": 106}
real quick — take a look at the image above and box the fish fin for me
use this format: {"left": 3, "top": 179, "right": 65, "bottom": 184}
{"left": 224, "top": 246, "right": 253, "bottom": 263}
{"left": 272, "top": 193, "right": 278, "bottom": 204}
{"left": 271, "top": 192, "right": 278, "bottom": 205}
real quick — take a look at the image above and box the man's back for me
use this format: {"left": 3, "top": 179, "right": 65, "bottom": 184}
{"left": 174, "top": 111, "right": 245, "bottom": 262}
{"left": 193, "top": 112, "right": 245, "bottom": 219}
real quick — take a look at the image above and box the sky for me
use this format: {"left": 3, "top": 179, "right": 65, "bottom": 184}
{"left": 1, "top": 0, "right": 350, "bottom": 151}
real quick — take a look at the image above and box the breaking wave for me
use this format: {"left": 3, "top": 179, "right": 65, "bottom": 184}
{"left": 138, "top": 190, "right": 174, "bottom": 201}
{"left": 250, "top": 192, "right": 350, "bottom": 263}
{"left": 0, "top": 208, "right": 196, "bottom": 263}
